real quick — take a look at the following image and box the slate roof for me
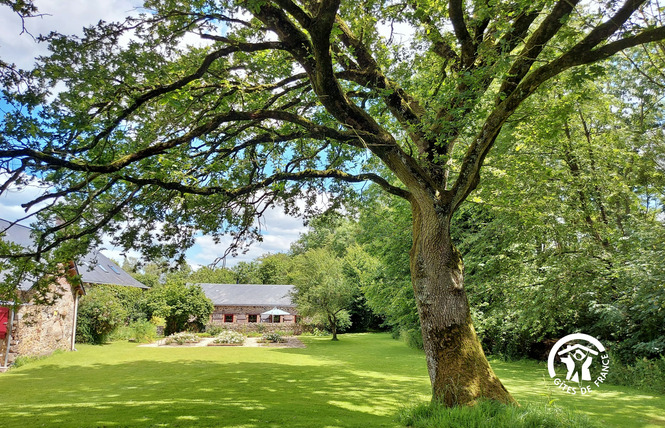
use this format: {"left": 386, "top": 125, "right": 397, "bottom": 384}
{"left": 76, "top": 250, "right": 148, "bottom": 289}
{"left": 0, "top": 218, "right": 147, "bottom": 290}
{"left": 0, "top": 219, "right": 37, "bottom": 291}
{"left": 198, "top": 283, "right": 295, "bottom": 307}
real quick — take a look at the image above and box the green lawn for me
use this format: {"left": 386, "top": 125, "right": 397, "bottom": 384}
{"left": 0, "top": 333, "right": 663, "bottom": 427}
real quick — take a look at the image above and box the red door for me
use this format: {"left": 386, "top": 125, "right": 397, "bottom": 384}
{"left": 0, "top": 307, "right": 9, "bottom": 339}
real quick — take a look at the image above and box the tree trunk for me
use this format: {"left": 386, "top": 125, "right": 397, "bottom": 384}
{"left": 410, "top": 200, "right": 516, "bottom": 406}
{"left": 329, "top": 314, "right": 339, "bottom": 341}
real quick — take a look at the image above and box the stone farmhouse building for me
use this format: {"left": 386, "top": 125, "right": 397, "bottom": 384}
{"left": 199, "top": 283, "right": 297, "bottom": 325}
{"left": 0, "top": 219, "right": 146, "bottom": 370}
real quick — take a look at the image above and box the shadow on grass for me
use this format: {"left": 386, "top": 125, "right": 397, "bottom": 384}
{"left": 0, "top": 338, "right": 430, "bottom": 427}
{"left": 490, "top": 359, "right": 665, "bottom": 428}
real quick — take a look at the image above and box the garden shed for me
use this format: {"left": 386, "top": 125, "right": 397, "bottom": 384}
{"left": 199, "top": 283, "right": 297, "bottom": 325}
{"left": 0, "top": 219, "right": 147, "bottom": 370}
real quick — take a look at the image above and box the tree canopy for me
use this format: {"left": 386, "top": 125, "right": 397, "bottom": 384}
{"left": 1, "top": 0, "right": 665, "bottom": 406}
{"left": 1, "top": 0, "right": 662, "bottom": 261}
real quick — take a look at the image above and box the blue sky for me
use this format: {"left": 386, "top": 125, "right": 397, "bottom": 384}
{"left": 0, "top": 0, "right": 309, "bottom": 267}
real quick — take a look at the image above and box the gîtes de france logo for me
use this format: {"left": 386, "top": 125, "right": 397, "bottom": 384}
{"left": 547, "top": 333, "right": 610, "bottom": 395}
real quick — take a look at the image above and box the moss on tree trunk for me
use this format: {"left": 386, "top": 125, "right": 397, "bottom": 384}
{"left": 411, "top": 200, "right": 516, "bottom": 406}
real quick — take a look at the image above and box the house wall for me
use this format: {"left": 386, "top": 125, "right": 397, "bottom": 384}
{"left": 0, "top": 278, "right": 76, "bottom": 366}
{"left": 210, "top": 305, "right": 297, "bottom": 324}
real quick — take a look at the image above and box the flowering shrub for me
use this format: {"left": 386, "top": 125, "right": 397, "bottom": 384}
{"left": 164, "top": 332, "right": 200, "bottom": 345}
{"left": 262, "top": 332, "right": 287, "bottom": 343}
{"left": 213, "top": 330, "right": 246, "bottom": 345}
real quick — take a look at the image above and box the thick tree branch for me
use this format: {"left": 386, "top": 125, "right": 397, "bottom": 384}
{"left": 448, "top": 0, "right": 475, "bottom": 68}
{"left": 573, "top": 25, "right": 665, "bottom": 64}
{"left": 255, "top": 4, "right": 435, "bottom": 198}
{"left": 495, "top": 8, "right": 542, "bottom": 56}
{"left": 573, "top": 0, "right": 648, "bottom": 52}
{"left": 1, "top": 109, "right": 374, "bottom": 174}
{"left": 334, "top": 19, "right": 428, "bottom": 154}
{"left": 272, "top": 0, "right": 312, "bottom": 28}
{"left": 499, "top": 0, "right": 581, "bottom": 99}
{"left": 452, "top": 1, "right": 665, "bottom": 213}
{"left": 72, "top": 39, "right": 287, "bottom": 153}
{"left": 120, "top": 169, "right": 410, "bottom": 200}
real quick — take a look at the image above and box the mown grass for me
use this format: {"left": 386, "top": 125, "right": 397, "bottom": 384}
{"left": 490, "top": 358, "right": 665, "bottom": 428}
{"left": 0, "top": 333, "right": 663, "bottom": 427}
{"left": 0, "top": 334, "right": 430, "bottom": 427}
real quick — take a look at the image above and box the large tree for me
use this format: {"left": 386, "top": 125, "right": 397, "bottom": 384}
{"left": 1, "top": 0, "right": 665, "bottom": 406}
{"left": 291, "top": 247, "right": 355, "bottom": 340}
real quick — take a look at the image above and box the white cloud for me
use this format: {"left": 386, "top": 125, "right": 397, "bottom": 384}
{"left": 94, "top": 201, "right": 312, "bottom": 269}
{"left": 188, "top": 203, "right": 308, "bottom": 268}
{"left": 0, "top": 0, "right": 144, "bottom": 69}
{"left": 0, "top": 173, "right": 50, "bottom": 225}
{"left": 0, "top": 183, "right": 308, "bottom": 268}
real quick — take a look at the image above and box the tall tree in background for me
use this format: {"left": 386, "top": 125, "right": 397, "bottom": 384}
{"left": 291, "top": 247, "right": 355, "bottom": 340}
{"left": 1, "top": 0, "right": 665, "bottom": 405}
{"left": 454, "top": 59, "right": 665, "bottom": 361}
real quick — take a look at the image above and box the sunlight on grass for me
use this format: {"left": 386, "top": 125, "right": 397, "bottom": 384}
{"left": 490, "top": 358, "right": 665, "bottom": 428}
{"left": 0, "top": 335, "right": 662, "bottom": 427}
{"left": 0, "top": 335, "right": 431, "bottom": 427}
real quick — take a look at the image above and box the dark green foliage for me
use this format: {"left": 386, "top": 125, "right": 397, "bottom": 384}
{"left": 144, "top": 281, "right": 213, "bottom": 335}
{"left": 606, "top": 356, "right": 665, "bottom": 395}
{"left": 205, "top": 323, "right": 225, "bottom": 336}
{"left": 76, "top": 286, "right": 127, "bottom": 344}
{"left": 397, "top": 400, "right": 600, "bottom": 428}
{"left": 256, "top": 253, "right": 292, "bottom": 285}
{"left": 98, "top": 284, "right": 147, "bottom": 323}
{"left": 230, "top": 262, "right": 261, "bottom": 285}
{"left": 289, "top": 213, "right": 386, "bottom": 334}
{"left": 290, "top": 247, "right": 354, "bottom": 340}
{"left": 449, "top": 70, "right": 665, "bottom": 363}
{"left": 355, "top": 189, "right": 419, "bottom": 342}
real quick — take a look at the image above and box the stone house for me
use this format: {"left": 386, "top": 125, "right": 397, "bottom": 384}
{"left": 199, "top": 283, "right": 297, "bottom": 325}
{"left": 0, "top": 219, "right": 147, "bottom": 370}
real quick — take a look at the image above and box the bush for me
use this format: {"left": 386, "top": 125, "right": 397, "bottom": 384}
{"left": 107, "top": 325, "right": 133, "bottom": 342}
{"left": 606, "top": 355, "right": 665, "bottom": 394}
{"left": 144, "top": 282, "right": 213, "bottom": 336}
{"left": 213, "top": 330, "right": 246, "bottom": 345}
{"left": 130, "top": 319, "right": 158, "bottom": 343}
{"left": 397, "top": 399, "right": 600, "bottom": 428}
{"left": 76, "top": 287, "right": 127, "bottom": 344}
{"left": 399, "top": 327, "right": 424, "bottom": 350}
{"left": 261, "top": 332, "right": 287, "bottom": 343}
{"left": 102, "top": 284, "right": 147, "bottom": 323}
{"left": 163, "top": 332, "right": 200, "bottom": 345}
{"left": 205, "top": 324, "right": 225, "bottom": 336}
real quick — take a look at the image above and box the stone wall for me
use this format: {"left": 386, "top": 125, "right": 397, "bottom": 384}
{"left": 209, "top": 305, "right": 301, "bottom": 334}
{"left": 210, "top": 305, "right": 298, "bottom": 324}
{"left": 213, "top": 322, "right": 303, "bottom": 335}
{"left": 0, "top": 277, "right": 76, "bottom": 367}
